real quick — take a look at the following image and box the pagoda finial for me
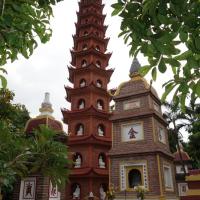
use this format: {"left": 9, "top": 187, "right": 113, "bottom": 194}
{"left": 129, "top": 57, "right": 141, "bottom": 78}
{"left": 39, "top": 92, "right": 54, "bottom": 116}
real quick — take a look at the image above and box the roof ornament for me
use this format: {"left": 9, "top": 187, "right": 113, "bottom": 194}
{"left": 39, "top": 92, "right": 54, "bottom": 116}
{"left": 129, "top": 57, "right": 141, "bottom": 78}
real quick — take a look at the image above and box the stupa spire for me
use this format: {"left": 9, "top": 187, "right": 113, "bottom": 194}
{"left": 39, "top": 92, "right": 53, "bottom": 116}
{"left": 129, "top": 57, "right": 141, "bottom": 78}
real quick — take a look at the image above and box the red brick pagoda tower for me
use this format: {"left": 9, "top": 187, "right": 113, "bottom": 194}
{"left": 62, "top": 0, "right": 113, "bottom": 199}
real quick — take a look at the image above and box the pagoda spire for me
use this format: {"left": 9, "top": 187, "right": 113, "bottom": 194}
{"left": 62, "top": 0, "right": 113, "bottom": 199}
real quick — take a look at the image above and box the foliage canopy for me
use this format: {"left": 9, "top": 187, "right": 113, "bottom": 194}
{"left": 0, "top": 0, "right": 63, "bottom": 87}
{"left": 112, "top": 0, "right": 200, "bottom": 109}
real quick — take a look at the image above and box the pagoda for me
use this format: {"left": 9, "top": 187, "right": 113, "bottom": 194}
{"left": 109, "top": 59, "right": 178, "bottom": 200}
{"left": 62, "top": 0, "right": 113, "bottom": 199}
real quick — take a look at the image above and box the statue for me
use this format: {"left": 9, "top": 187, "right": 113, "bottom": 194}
{"left": 97, "top": 101, "right": 103, "bottom": 110}
{"left": 98, "top": 126, "right": 104, "bottom": 136}
{"left": 82, "top": 60, "right": 87, "bottom": 67}
{"left": 77, "top": 125, "right": 84, "bottom": 136}
{"left": 79, "top": 100, "right": 85, "bottom": 109}
{"left": 73, "top": 185, "right": 80, "bottom": 199}
{"left": 74, "top": 155, "right": 81, "bottom": 168}
{"left": 96, "top": 81, "right": 102, "bottom": 88}
{"left": 96, "top": 62, "right": 101, "bottom": 68}
{"left": 99, "top": 185, "right": 106, "bottom": 200}
{"left": 99, "top": 156, "right": 105, "bottom": 168}
{"left": 80, "top": 80, "right": 86, "bottom": 87}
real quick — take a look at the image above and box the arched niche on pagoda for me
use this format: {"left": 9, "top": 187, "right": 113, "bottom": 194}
{"left": 95, "top": 60, "right": 101, "bottom": 68}
{"left": 99, "top": 183, "right": 107, "bottom": 200}
{"left": 98, "top": 153, "right": 106, "bottom": 169}
{"left": 81, "top": 59, "right": 87, "bottom": 67}
{"left": 82, "top": 44, "right": 88, "bottom": 51}
{"left": 75, "top": 123, "right": 84, "bottom": 136}
{"left": 79, "top": 79, "right": 86, "bottom": 88}
{"left": 73, "top": 153, "right": 83, "bottom": 168}
{"left": 95, "top": 45, "right": 101, "bottom": 52}
{"left": 78, "top": 99, "right": 85, "bottom": 109}
{"left": 97, "top": 124, "right": 105, "bottom": 137}
{"left": 71, "top": 183, "right": 81, "bottom": 200}
{"left": 96, "top": 79, "right": 103, "bottom": 88}
{"left": 97, "top": 99, "right": 104, "bottom": 110}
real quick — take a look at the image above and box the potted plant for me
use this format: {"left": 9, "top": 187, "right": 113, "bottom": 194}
{"left": 134, "top": 185, "right": 147, "bottom": 200}
{"left": 106, "top": 185, "right": 115, "bottom": 200}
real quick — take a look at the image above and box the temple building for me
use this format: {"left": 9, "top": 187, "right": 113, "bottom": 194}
{"left": 13, "top": 93, "right": 66, "bottom": 200}
{"left": 173, "top": 144, "right": 192, "bottom": 197}
{"left": 62, "top": 0, "right": 113, "bottom": 199}
{"left": 109, "top": 59, "right": 179, "bottom": 200}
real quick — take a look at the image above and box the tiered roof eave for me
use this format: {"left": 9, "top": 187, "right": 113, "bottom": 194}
{"left": 61, "top": 106, "right": 112, "bottom": 124}
{"left": 67, "top": 64, "right": 114, "bottom": 83}
{"left": 65, "top": 83, "right": 112, "bottom": 102}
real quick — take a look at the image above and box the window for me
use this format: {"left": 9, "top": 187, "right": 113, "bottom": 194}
{"left": 83, "top": 31, "right": 88, "bottom": 36}
{"left": 95, "top": 45, "right": 100, "bottom": 51}
{"left": 96, "top": 79, "right": 103, "bottom": 88}
{"left": 78, "top": 99, "right": 85, "bottom": 109}
{"left": 96, "top": 60, "right": 101, "bottom": 68}
{"left": 82, "top": 44, "right": 88, "bottom": 50}
{"left": 81, "top": 59, "right": 87, "bottom": 67}
{"left": 128, "top": 169, "right": 142, "bottom": 188}
{"left": 98, "top": 153, "right": 106, "bottom": 168}
{"left": 80, "top": 79, "right": 86, "bottom": 88}
{"left": 73, "top": 153, "right": 82, "bottom": 168}
{"left": 97, "top": 124, "right": 105, "bottom": 136}
{"left": 71, "top": 183, "right": 81, "bottom": 199}
{"left": 158, "top": 127, "right": 166, "bottom": 144}
{"left": 163, "top": 165, "right": 173, "bottom": 190}
{"left": 76, "top": 123, "right": 84, "bottom": 136}
{"left": 97, "top": 99, "right": 104, "bottom": 110}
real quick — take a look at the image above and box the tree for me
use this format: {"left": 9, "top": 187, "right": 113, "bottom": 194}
{"left": 164, "top": 100, "right": 200, "bottom": 168}
{"left": 0, "top": 89, "right": 70, "bottom": 199}
{"left": 163, "top": 101, "right": 187, "bottom": 174}
{"left": 112, "top": 0, "right": 200, "bottom": 109}
{"left": 0, "top": 0, "right": 63, "bottom": 88}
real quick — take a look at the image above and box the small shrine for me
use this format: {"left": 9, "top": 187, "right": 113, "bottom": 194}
{"left": 109, "top": 59, "right": 179, "bottom": 200}
{"left": 12, "top": 93, "right": 66, "bottom": 200}
{"left": 173, "top": 143, "right": 192, "bottom": 197}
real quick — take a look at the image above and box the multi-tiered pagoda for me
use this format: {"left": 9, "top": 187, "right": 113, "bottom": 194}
{"left": 62, "top": 0, "right": 113, "bottom": 199}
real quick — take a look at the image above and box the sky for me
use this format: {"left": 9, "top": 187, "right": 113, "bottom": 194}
{"left": 6, "top": 0, "right": 173, "bottom": 133}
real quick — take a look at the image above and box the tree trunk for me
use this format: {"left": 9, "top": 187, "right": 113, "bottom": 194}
{"left": 0, "top": 186, "right": 2, "bottom": 200}
{"left": 173, "top": 120, "right": 187, "bottom": 176}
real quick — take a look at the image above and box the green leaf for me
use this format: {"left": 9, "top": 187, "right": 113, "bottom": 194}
{"left": 161, "top": 82, "right": 175, "bottom": 102}
{"left": 194, "top": 37, "right": 200, "bottom": 51}
{"left": 179, "top": 31, "right": 188, "bottom": 42}
{"left": 151, "top": 67, "right": 157, "bottom": 81}
{"left": 158, "top": 58, "right": 167, "bottom": 73}
{"left": 174, "top": 50, "right": 192, "bottom": 61}
{"left": 0, "top": 75, "right": 7, "bottom": 88}
{"left": 139, "top": 65, "right": 151, "bottom": 76}
{"left": 111, "top": 3, "right": 123, "bottom": 16}
{"left": 195, "top": 81, "right": 200, "bottom": 97}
